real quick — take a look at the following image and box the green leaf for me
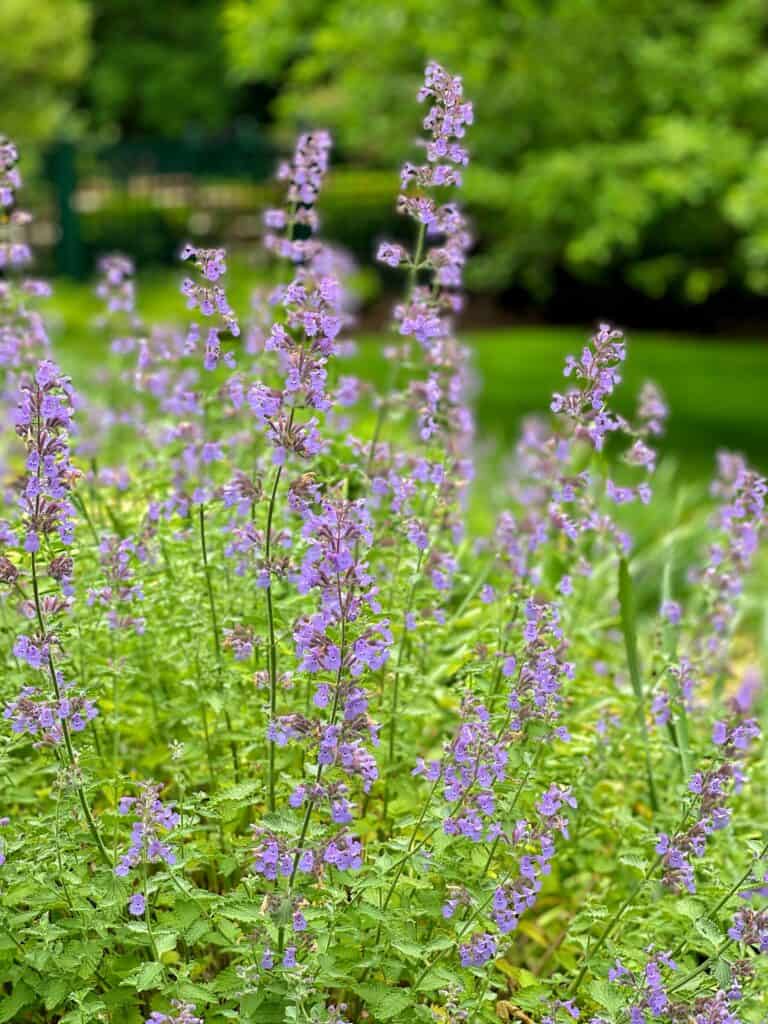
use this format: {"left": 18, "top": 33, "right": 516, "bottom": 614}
{"left": 694, "top": 916, "right": 722, "bottom": 947}
{"left": 127, "top": 961, "right": 164, "bottom": 992}
{"left": 619, "top": 851, "right": 648, "bottom": 872}
{"left": 713, "top": 958, "right": 732, "bottom": 988}
{"left": 0, "top": 981, "right": 35, "bottom": 1023}
{"left": 376, "top": 990, "right": 414, "bottom": 1020}
{"left": 219, "top": 900, "right": 266, "bottom": 925}
{"left": 589, "top": 979, "right": 624, "bottom": 1015}
{"left": 391, "top": 936, "right": 425, "bottom": 961}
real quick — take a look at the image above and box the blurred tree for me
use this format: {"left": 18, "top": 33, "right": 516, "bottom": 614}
{"left": 0, "top": 0, "right": 90, "bottom": 145}
{"left": 86, "top": 0, "right": 244, "bottom": 138}
{"left": 225, "top": 0, "right": 768, "bottom": 303}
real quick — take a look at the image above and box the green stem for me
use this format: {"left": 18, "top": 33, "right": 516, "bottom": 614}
{"left": 31, "top": 552, "right": 112, "bottom": 868}
{"left": 198, "top": 503, "right": 240, "bottom": 782}
{"left": 373, "top": 777, "right": 440, "bottom": 946}
{"left": 264, "top": 461, "right": 285, "bottom": 814}
{"left": 568, "top": 855, "right": 662, "bottom": 995}
{"left": 142, "top": 860, "right": 161, "bottom": 964}
{"left": 618, "top": 557, "right": 659, "bottom": 812}
{"left": 414, "top": 866, "right": 516, "bottom": 989}
{"left": 667, "top": 937, "right": 732, "bottom": 995}
{"left": 387, "top": 551, "right": 425, "bottom": 773}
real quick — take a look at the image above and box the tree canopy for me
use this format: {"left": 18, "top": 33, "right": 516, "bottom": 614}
{"left": 225, "top": 0, "right": 768, "bottom": 301}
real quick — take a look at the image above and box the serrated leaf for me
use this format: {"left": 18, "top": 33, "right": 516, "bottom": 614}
{"left": 219, "top": 901, "right": 266, "bottom": 925}
{"left": 128, "top": 961, "right": 164, "bottom": 992}
{"left": 694, "top": 916, "right": 722, "bottom": 947}
{"left": 619, "top": 851, "right": 648, "bottom": 871}
{"left": 391, "top": 937, "right": 424, "bottom": 960}
{"left": 590, "top": 979, "right": 623, "bottom": 1015}
{"left": 376, "top": 990, "right": 414, "bottom": 1020}
{"left": 713, "top": 958, "right": 732, "bottom": 988}
{"left": 154, "top": 930, "right": 178, "bottom": 955}
{"left": 212, "top": 781, "right": 262, "bottom": 806}
{"left": 415, "top": 964, "right": 456, "bottom": 991}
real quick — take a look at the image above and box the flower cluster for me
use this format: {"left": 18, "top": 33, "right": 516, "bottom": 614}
{"left": 729, "top": 907, "right": 768, "bottom": 952}
{"left": 0, "top": 137, "right": 31, "bottom": 268}
{"left": 0, "top": 138, "right": 21, "bottom": 208}
{"left": 87, "top": 533, "right": 147, "bottom": 633}
{"left": 96, "top": 253, "right": 136, "bottom": 317}
{"left": 459, "top": 931, "right": 497, "bottom": 968}
{"left": 180, "top": 244, "right": 240, "bottom": 369}
{"left": 417, "top": 696, "right": 508, "bottom": 842}
{"left": 12, "top": 360, "right": 79, "bottom": 556}
{"left": 697, "top": 452, "right": 767, "bottom": 670}
{"left": 4, "top": 680, "right": 97, "bottom": 744}
{"left": 265, "top": 131, "right": 332, "bottom": 262}
{"left": 489, "top": 784, "right": 577, "bottom": 935}
{"left": 656, "top": 718, "right": 760, "bottom": 893}
{"left": 115, "top": 781, "right": 180, "bottom": 913}
{"left": 609, "top": 949, "right": 678, "bottom": 1022}
{"left": 145, "top": 1003, "right": 203, "bottom": 1024}
{"left": 506, "top": 598, "right": 574, "bottom": 737}
{"left": 251, "top": 826, "right": 363, "bottom": 882}
{"left": 280, "top": 499, "right": 390, "bottom": 791}
{"left": 243, "top": 134, "right": 346, "bottom": 468}
{"left": 551, "top": 325, "right": 626, "bottom": 450}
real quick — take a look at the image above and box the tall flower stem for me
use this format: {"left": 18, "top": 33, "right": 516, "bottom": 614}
{"left": 414, "top": 866, "right": 516, "bottom": 989}
{"left": 364, "top": 220, "right": 427, "bottom": 476}
{"left": 567, "top": 855, "right": 662, "bottom": 995}
{"left": 31, "top": 551, "right": 112, "bottom": 868}
{"left": 277, "top": 603, "right": 348, "bottom": 954}
{"left": 263, "top": 406, "right": 296, "bottom": 813}
{"left": 385, "top": 550, "right": 425, "bottom": 798}
{"left": 667, "top": 836, "right": 768, "bottom": 966}
{"left": 198, "top": 503, "right": 240, "bottom": 782}
{"left": 264, "top": 463, "right": 284, "bottom": 814}
{"left": 143, "top": 860, "right": 161, "bottom": 964}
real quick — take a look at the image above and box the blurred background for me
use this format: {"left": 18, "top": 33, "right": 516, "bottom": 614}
{"left": 4, "top": 0, "right": 768, "bottom": 471}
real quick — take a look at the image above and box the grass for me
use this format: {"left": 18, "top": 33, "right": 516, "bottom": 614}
{"left": 463, "top": 328, "right": 768, "bottom": 477}
{"left": 47, "top": 270, "right": 768, "bottom": 479}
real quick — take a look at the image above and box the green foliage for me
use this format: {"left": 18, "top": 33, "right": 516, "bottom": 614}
{"left": 86, "top": 0, "right": 240, "bottom": 137}
{"left": 0, "top": 0, "right": 90, "bottom": 147}
{"left": 225, "top": 0, "right": 768, "bottom": 301}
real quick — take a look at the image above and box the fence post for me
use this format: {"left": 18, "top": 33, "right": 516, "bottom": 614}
{"left": 47, "top": 142, "right": 84, "bottom": 278}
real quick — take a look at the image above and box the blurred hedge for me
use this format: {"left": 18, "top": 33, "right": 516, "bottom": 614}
{"left": 72, "top": 167, "right": 514, "bottom": 293}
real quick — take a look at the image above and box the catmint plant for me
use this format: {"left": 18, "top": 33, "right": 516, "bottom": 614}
{"left": 0, "top": 65, "right": 766, "bottom": 1024}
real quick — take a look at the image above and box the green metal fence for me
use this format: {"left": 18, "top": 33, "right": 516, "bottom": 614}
{"left": 44, "top": 134, "right": 276, "bottom": 278}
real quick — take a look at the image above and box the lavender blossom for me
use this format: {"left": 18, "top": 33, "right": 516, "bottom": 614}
{"left": 115, "top": 781, "right": 180, "bottom": 909}
{"left": 656, "top": 718, "right": 760, "bottom": 893}
{"left": 146, "top": 1003, "right": 203, "bottom": 1024}
{"left": 13, "top": 360, "right": 79, "bottom": 556}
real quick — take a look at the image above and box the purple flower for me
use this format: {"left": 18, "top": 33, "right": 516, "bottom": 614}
{"left": 128, "top": 892, "right": 146, "bottom": 916}
{"left": 729, "top": 907, "right": 768, "bottom": 952}
{"left": 657, "top": 718, "right": 760, "bottom": 893}
{"left": 145, "top": 1001, "right": 203, "bottom": 1024}
{"left": 459, "top": 931, "right": 497, "bottom": 968}
{"left": 115, "top": 782, "right": 179, "bottom": 910}
{"left": 13, "top": 362, "right": 79, "bottom": 558}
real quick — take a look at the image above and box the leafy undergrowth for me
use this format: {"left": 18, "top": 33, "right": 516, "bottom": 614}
{"left": 0, "top": 67, "right": 767, "bottom": 1024}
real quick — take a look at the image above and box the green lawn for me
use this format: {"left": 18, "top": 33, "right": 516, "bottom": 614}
{"left": 47, "top": 272, "right": 768, "bottom": 478}
{"left": 463, "top": 328, "right": 768, "bottom": 476}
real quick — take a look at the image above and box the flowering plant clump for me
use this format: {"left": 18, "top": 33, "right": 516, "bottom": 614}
{"left": 0, "top": 71, "right": 766, "bottom": 1024}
